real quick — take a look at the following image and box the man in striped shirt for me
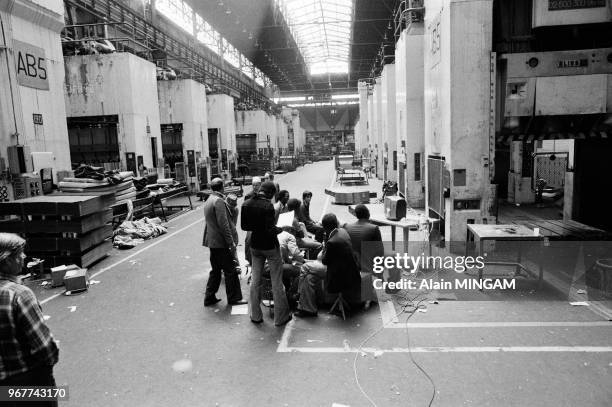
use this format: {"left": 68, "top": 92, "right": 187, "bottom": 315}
{"left": 0, "top": 233, "right": 59, "bottom": 406}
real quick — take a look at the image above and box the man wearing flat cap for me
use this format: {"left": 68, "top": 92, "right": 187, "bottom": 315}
{"left": 202, "top": 178, "right": 246, "bottom": 306}
{"left": 0, "top": 233, "right": 59, "bottom": 405}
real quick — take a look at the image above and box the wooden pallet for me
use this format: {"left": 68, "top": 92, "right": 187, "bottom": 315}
{"left": 25, "top": 209, "right": 112, "bottom": 234}
{"left": 26, "top": 225, "right": 113, "bottom": 253}
{"left": 30, "top": 240, "right": 112, "bottom": 269}
{"left": 0, "top": 194, "right": 114, "bottom": 217}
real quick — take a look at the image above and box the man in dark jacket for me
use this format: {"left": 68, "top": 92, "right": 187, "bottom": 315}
{"left": 343, "top": 204, "right": 384, "bottom": 307}
{"left": 202, "top": 178, "right": 246, "bottom": 306}
{"left": 343, "top": 204, "right": 384, "bottom": 274}
{"left": 241, "top": 181, "right": 291, "bottom": 326}
{"left": 294, "top": 213, "right": 360, "bottom": 318}
{"left": 321, "top": 213, "right": 360, "bottom": 294}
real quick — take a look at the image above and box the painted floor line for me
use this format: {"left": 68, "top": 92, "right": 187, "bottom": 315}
{"left": 277, "top": 319, "right": 296, "bottom": 352}
{"left": 380, "top": 300, "right": 399, "bottom": 325}
{"left": 319, "top": 166, "right": 337, "bottom": 222}
{"left": 384, "top": 321, "right": 612, "bottom": 328}
{"left": 40, "top": 216, "right": 204, "bottom": 305}
{"left": 278, "top": 346, "right": 612, "bottom": 353}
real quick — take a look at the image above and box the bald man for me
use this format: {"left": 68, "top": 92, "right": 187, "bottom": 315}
{"left": 202, "top": 178, "right": 246, "bottom": 306}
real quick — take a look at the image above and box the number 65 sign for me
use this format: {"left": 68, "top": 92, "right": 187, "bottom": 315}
{"left": 14, "top": 40, "right": 49, "bottom": 90}
{"left": 428, "top": 11, "right": 442, "bottom": 68}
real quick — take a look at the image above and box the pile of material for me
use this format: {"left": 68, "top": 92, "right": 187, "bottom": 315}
{"left": 0, "top": 194, "right": 113, "bottom": 268}
{"left": 59, "top": 165, "right": 136, "bottom": 205}
{"left": 113, "top": 217, "right": 167, "bottom": 249}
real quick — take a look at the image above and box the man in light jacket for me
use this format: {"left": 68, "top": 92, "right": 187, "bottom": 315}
{"left": 202, "top": 178, "right": 247, "bottom": 306}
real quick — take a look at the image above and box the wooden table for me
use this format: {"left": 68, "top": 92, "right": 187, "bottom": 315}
{"left": 465, "top": 224, "right": 545, "bottom": 288}
{"left": 348, "top": 204, "right": 435, "bottom": 254}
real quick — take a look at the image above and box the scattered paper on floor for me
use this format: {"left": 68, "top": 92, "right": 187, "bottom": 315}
{"left": 231, "top": 304, "right": 248, "bottom": 315}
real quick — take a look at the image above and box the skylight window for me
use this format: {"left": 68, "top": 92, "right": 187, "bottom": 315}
{"left": 277, "top": 0, "right": 353, "bottom": 75}
{"left": 156, "top": 0, "right": 194, "bottom": 35}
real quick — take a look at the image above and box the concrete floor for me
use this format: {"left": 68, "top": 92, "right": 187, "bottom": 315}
{"left": 30, "top": 160, "right": 612, "bottom": 407}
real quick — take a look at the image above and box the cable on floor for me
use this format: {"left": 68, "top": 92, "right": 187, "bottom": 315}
{"left": 352, "top": 292, "right": 436, "bottom": 407}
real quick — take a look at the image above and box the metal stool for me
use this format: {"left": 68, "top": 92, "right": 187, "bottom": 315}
{"left": 329, "top": 292, "right": 350, "bottom": 320}
{"left": 261, "top": 274, "right": 274, "bottom": 318}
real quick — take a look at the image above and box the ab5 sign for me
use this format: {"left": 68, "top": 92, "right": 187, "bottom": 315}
{"left": 14, "top": 40, "right": 49, "bottom": 90}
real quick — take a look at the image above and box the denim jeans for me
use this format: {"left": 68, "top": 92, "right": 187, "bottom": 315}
{"left": 249, "top": 246, "right": 290, "bottom": 325}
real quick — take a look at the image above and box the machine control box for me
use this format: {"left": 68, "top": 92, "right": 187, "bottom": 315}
{"left": 384, "top": 196, "right": 407, "bottom": 221}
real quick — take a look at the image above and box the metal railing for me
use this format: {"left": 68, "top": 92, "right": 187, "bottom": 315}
{"left": 64, "top": 0, "right": 272, "bottom": 107}
{"left": 394, "top": 0, "right": 424, "bottom": 43}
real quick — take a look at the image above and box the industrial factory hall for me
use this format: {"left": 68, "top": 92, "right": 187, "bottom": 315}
{"left": 0, "top": 0, "right": 611, "bottom": 406}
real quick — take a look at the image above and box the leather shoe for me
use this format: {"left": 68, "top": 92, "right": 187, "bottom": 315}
{"left": 293, "top": 310, "right": 317, "bottom": 318}
{"left": 204, "top": 297, "right": 222, "bottom": 306}
{"left": 250, "top": 318, "right": 263, "bottom": 324}
{"left": 229, "top": 299, "right": 248, "bottom": 305}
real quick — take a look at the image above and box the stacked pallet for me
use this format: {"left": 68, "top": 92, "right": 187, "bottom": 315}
{"left": 0, "top": 194, "right": 114, "bottom": 269}
{"left": 58, "top": 172, "right": 136, "bottom": 205}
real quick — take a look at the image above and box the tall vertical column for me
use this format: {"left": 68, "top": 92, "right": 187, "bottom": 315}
{"left": 373, "top": 79, "right": 383, "bottom": 179}
{"left": 396, "top": 22, "right": 425, "bottom": 207}
{"left": 357, "top": 81, "right": 369, "bottom": 155}
{"left": 424, "top": 0, "right": 494, "bottom": 247}
{"left": 381, "top": 63, "right": 397, "bottom": 182}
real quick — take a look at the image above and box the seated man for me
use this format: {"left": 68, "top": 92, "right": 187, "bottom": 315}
{"left": 294, "top": 213, "right": 360, "bottom": 317}
{"left": 286, "top": 198, "right": 322, "bottom": 256}
{"left": 277, "top": 228, "right": 304, "bottom": 304}
{"left": 274, "top": 190, "right": 290, "bottom": 222}
{"left": 343, "top": 204, "right": 384, "bottom": 308}
{"left": 297, "top": 191, "right": 325, "bottom": 242}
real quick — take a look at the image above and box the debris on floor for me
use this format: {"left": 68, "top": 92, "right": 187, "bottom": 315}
{"left": 171, "top": 359, "right": 193, "bottom": 373}
{"left": 230, "top": 304, "right": 248, "bottom": 315}
{"left": 113, "top": 217, "right": 167, "bottom": 249}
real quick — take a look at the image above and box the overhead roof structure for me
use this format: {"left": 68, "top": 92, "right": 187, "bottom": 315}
{"left": 276, "top": 0, "right": 353, "bottom": 76}
{"left": 187, "top": 0, "right": 396, "bottom": 95}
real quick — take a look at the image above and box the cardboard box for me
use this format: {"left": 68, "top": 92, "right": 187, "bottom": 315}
{"left": 64, "top": 267, "right": 88, "bottom": 292}
{"left": 50, "top": 264, "right": 80, "bottom": 287}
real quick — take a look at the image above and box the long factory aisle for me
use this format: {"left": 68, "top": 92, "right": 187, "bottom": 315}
{"left": 32, "top": 160, "right": 612, "bottom": 407}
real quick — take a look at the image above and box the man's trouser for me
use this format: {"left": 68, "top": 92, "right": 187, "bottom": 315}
{"left": 205, "top": 248, "right": 243, "bottom": 303}
{"left": 249, "top": 247, "right": 291, "bottom": 325}
{"left": 297, "top": 261, "right": 327, "bottom": 313}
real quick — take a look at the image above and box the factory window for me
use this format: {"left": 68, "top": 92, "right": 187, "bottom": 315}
{"left": 196, "top": 17, "right": 220, "bottom": 54}
{"left": 156, "top": 0, "right": 194, "bottom": 35}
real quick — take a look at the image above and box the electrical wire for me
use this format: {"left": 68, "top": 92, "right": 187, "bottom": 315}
{"left": 352, "top": 292, "right": 437, "bottom": 407}
{"left": 353, "top": 205, "right": 438, "bottom": 406}
{"left": 404, "top": 298, "right": 437, "bottom": 407}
